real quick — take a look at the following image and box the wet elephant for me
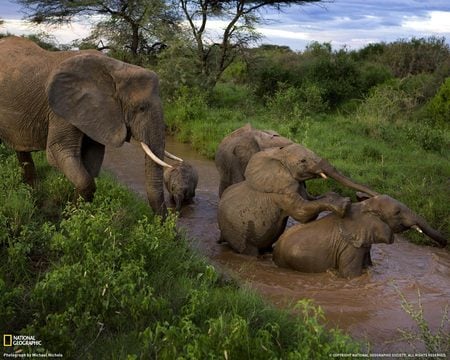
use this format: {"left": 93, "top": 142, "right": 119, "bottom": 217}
{"left": 164, "top": 161, "right": 199, "bottom": 211}
{"left": 215, "top": 123, "right": 293, "bottom": 197}
{"left": 273, "top": 195, "right": 447, "bottom": 278}
{"left": 0, "top": 36, "right": 177, "bottom": 216}
{"left": 218, "top": 143, "right": 379, "bottom": 255}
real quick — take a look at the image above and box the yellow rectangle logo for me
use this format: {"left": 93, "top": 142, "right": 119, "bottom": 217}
{"left": 3, "top": 334, "right": 12, "bottom": 347}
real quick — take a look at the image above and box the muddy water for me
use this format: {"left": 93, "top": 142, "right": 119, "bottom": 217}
{"left": 103, "top": 139, "right": 450, "bottom": 354}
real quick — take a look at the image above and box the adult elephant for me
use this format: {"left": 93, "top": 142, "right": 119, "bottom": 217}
{"left": 0, "top": 36, "right": 176, "bottom": 216}
{"left": 273, "top": 195, "right": 447, "bottom": 278}
{"left": 218, "top": 143, "right": 379, "bottom": 255}
{"left": 215, "top": 123, "right": 293, "bottom": 197}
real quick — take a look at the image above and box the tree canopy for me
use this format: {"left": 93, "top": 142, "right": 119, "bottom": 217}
{"left": 17, "top": 0, "right": 180, "bottom": 59}
{"left": 17, "top": 0, "right": 326, "bottom": 87}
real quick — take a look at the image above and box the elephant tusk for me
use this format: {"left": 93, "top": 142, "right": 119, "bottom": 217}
{"left": 319, "top": 172, "right": 328, "bottom": 179}
{"left": 141, "top": 143, "right": 172, "bottom": 168}
{"left": 165, "top": 150, "right": 183, "bottom": 162}
{"left": 412, "top": 225, "right": 423, "bottom": 234}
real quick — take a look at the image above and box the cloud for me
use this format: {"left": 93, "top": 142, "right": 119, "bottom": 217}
{"left": 1, "top": 0, "right": 449, "bottom": 50}
{"left": 1, "top": 19, "right": 93, "bottom": 44}
{"left": 257, "top": 1, "right": 450, "bottom": 49}
{"left": 402, "top": 11, "right": 450, "bottom": 33}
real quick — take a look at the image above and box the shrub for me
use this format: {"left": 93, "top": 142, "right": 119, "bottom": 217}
{"left": 164, "top": 86, "right": 209, "bottom": 133}
{"left": 356, "top": 82, "right": 415, "bottom": 122}
{"left": 378, "top": 37, "right": 450, "bottom": 77}
{"left": 304, "top": 48, "right": 361, "bottom": 107}
{"left": 266, "top": 82, "right": 328, "bottom": 121}
{"left": 395, "top": 286, "right": 450, "bottom": 354}
{"left": 357, "top": 62, "right": 393, "bottom": 94}
{"left": 0, "top": 144, "right": 360, "bottom": 358}
{"left": 425, "top": 77, "right": 450, "bottom": 126}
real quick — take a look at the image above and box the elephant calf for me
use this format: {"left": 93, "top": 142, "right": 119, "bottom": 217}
{"left": 164, "top": 162, "right": 198, "bottom": 211}
{"left": 218, "top": 143, "right": 383, "bottom": 256}
{"left": 273, "top": 195, "right": 448, "bottom": 278}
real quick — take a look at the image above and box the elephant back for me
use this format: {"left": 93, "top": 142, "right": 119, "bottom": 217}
{"left": 218, "top": 182, "right": 288, "bottom": 252}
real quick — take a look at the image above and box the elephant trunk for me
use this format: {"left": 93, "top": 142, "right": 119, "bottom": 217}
{"left": 415, "top": 217, "right": 447, "bottom": 247}
{"left": 319, "top": 160, "right": 380, "bottom": 197}
{"left": 134, "top": 104, "right": 168, "bottom": 218}
{"left": 145, "top": 153, "right": 167, "bottom": 217}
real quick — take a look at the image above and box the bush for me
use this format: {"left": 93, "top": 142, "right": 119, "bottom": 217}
{"left": 357, "top": 62, "right": 393, "bottom": 94}
{"left": 164, "top": 86, "right": 209, "bottom": 133}
{"left": 356, "top": 82, "right": 415, "bottom": 122}
{"left": 425, "top": 77, "right": 450, "bottom": 126}
{"left": 0, "top": 145, "right": 360, "bottom": 358}
{"left": 266, "top": 82, "right": 328, "bottom": 121}
{"left": 378, "top": 37, "right": 450, "bottom": 77}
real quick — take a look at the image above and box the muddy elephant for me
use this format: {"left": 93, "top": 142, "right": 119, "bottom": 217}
{"left": 218, "top": 143, "right": 379, "bottom": 255}
{"left": 164, "top": 161, "right": 199, "bottom": 211}
{"left": 0, "top": 36, "right": 178, "bottom": 216}
{"left": 273, "top": 195, "right": 447, "bottom": 278}
{"left": 215, "top": 123, "right": 293, "bottom": 197}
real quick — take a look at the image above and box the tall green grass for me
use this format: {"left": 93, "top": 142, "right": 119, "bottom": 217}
{"left": 165, "top": 83, "right": 450, "bottom": 246}
{"left": 0, "top": 143, "right": 359, "bottom": 358}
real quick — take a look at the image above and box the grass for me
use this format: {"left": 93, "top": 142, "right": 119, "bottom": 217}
{"left": 164, "top": 83, "right": 450, "bottom": 246}
{"left": 0, "top": 142, "right": 360, "bottom": 358}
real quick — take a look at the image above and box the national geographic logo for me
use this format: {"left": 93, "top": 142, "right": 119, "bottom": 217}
{"left": 3, "top": 335, "right": 12, "bottom": 347}
{"left": 3, "top": 335, "right": 42, "bottom": 347}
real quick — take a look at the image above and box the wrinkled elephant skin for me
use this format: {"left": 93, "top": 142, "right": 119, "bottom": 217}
{"left": 0, "top": 36, "right": 170, "bottom": 216}
{"left": 218, "top": 143, "right": 381, "bottom": 255}
{"left": 273, "top": 195, "right": 448, "bottom": 278}
{"left": 164, "top": 162, "right": 199, "bottom": 212}
{"left": 215, "top": 123, "right": 293, "bottom": 197}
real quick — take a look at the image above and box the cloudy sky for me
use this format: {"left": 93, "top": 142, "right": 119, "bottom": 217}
{"left": 1, "top": 0, "right": 450, "bottom": 50}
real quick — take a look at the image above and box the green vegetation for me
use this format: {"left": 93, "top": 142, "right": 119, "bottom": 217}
{"left": 164, "top": 38, "right": 450, "bottom": 246}
{"left": 395, "top": 286, "right": 450, "bottom": 354}
{"left": 0, "top": 27, "right": 448, "bottom": 356}
{"left": 0, "top": 143, "right": 359, "bottom": 358}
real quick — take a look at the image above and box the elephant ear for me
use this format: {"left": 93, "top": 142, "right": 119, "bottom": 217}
{"left": 245, "top": 148, "right": 298, "bottom": 194}
{"left": 47, "top": 53, "right": 127, "bottom": 147}
{"left": 351, "top": 199, "right": 394, "bottom": 247}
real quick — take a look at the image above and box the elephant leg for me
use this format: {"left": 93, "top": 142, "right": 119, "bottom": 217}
{"left": 278, "top": 193, "right": 350, "bottom": 223}
{"left": 219, "top": 171, "right": 244, "bottom": 198}
{"left": 362, "top": 251, "right": 373, "bottom": 268}
{"left": 59, "top": 156, "right": 96, "bottom": 201}
{"left": 338, "top": 250, "right": 366, "bottom": 278}
{"left": 81, "top": 136, "right": 105, "bottom": 178}
{"left": 16, "top": 151, "right": 37, "bottom": 186}
{"left": 47, "top": 121, "right": 96, "bottom": 201}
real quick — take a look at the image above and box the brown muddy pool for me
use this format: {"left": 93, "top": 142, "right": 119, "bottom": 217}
{"left": 103, "top": 139, "right": 450, "bottom": 354}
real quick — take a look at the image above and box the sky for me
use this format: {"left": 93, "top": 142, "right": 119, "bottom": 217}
{"left": 0, "top": 0, "right": 450, "bottom": 50}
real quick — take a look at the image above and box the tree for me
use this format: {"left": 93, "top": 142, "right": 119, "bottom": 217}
{"left": 179, "top": 0, "right": 324, "bottom": 89}
{"left": 17, "top": 0, "right": 179, "bottom": 62}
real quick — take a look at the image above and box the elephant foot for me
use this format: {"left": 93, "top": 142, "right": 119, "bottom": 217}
{"left": 75, "top": 181, "right": 96, "bottom": 202}
{"left": 322, "top": 192, "right": 351, "bottom": 217}
{"left": 242, "top": 244, "right": 259, "bottom": 256}
{"left": 16, "top": 151, "right": 37, "bottom": 187}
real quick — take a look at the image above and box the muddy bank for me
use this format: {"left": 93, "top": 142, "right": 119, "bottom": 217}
{"left": 103, "top": 139, "right": 450, "bottom": 354}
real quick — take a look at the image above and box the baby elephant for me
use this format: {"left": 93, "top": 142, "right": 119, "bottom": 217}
{"left": 273, "top": 195, "right": 447, "bottom": 278}
{"left": 164, "top": 162, "right": 199, "bottom": 211}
